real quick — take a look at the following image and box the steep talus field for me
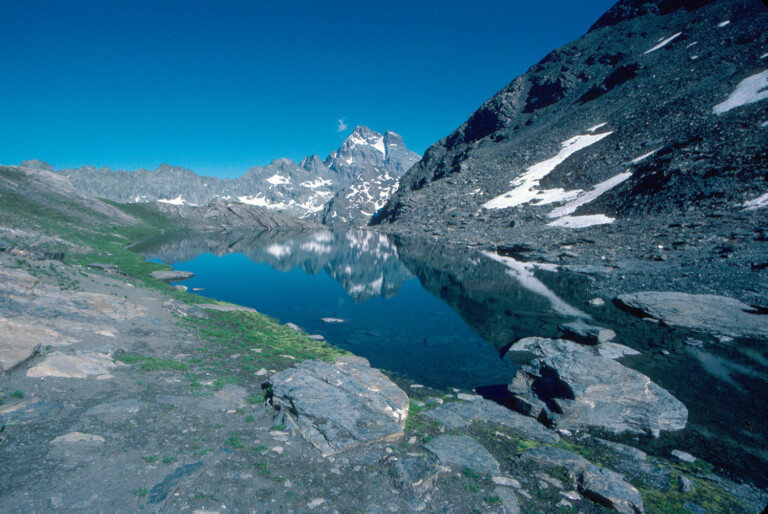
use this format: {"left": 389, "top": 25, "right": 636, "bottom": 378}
{"left": 373, "top": 0, "right": 768, "bottom": 303}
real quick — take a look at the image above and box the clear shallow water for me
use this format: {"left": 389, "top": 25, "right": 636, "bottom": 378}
{"left": 133, "top": 228, "right": 768, "bottom": 486}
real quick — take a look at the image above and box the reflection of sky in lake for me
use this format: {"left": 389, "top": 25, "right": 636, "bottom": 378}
{"left": 166, "top": 251, "right": 518, "bottom": 389}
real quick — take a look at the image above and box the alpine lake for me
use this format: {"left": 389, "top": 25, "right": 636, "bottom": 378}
{"left": 132, "top": 229, "right": 768, "bottom": 488}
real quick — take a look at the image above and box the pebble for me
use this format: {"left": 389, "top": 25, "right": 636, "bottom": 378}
{"left": 588, "top": 297, "right": 605, "bottom": 307}
{"left": 561, "top": 490, "right": 581, "bottom": 501}
{"left": 672, "top": 450, "right": 697, "bottom": 463}
{"left": 307, "top": 498, "right": 325, "bottom": 509}
{"left": 255, "top": 368, "right": 268, "bottom": 376}
{"left": 456, "top": 393, "right": 482, "bottom": 401}
{"left": 492, "top": 476, "right": 521, "bottom": 488}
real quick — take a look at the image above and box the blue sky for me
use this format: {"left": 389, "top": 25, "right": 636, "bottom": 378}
{"left": 0, "top": 0, "right": 616, "bottom": 178}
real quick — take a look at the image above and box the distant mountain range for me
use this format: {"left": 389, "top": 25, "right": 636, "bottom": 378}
{"left": 36, "top": 126, "right": 419, "bottom": 227}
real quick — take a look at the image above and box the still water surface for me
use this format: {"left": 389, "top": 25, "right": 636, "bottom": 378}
{"left": 133, "top": 229, "right": 768, "bottom": 486}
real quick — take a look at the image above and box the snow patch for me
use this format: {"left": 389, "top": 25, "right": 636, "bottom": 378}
{"left": 548, "top": 172, "right": 632, "bottom": 218}
{"left": 713, "top": 70, "right": 768, "bottom": 114}
{"left": 586, "top": 122, "right": 607, "bottom": 133}
{"left": 717, "top": 20, "right": 730, "bottom": 28}
{"left": 686, "top": 42, "right": 698, "bottom": 48}
{"left": 762, "top": 53, "right": 768, "bottom": 60}
{"left": 630, "top": 149, "right": 660, "bottom": 164}
{"left": 743, "top": 192, "right": 768, "bottom": 210}
{"left": 547, "top": 214, "right": 615, "bottom": 228}
{"left": 761, "top": 120, "right": 768, "bottom": 127}
{"left": 644, "top": 32, "right": 683, "bottom": 54}
{"left": 158, "top": 195, "right": 196, "bottom": 206}
{"left": 238, "top": 195, "right": 271, "bottom": 207}
{"left": 482, "top": 131, "right": 613, "bottom": 210}
{"left": 481, "top": 252, "right": 588, "bottom": 318}
{"left": 300, "top": 179, "right": 332, "bottom": 188}
{"left": 266, "top": 174, "right": 291, "bottom": 185}
{"left": 267, "top": 244, "right": 291, "bottom": 258}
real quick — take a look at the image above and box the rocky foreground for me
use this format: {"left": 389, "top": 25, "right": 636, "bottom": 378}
{"left": 2, "top": 227, "right": 767, "bottom": 513}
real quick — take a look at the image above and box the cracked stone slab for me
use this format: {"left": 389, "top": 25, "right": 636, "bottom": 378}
{"left": 268, "top": 355, "right": 409, "bottom": 456}
{"left": 27, "top": 351, "right": 121, "bottom": 379}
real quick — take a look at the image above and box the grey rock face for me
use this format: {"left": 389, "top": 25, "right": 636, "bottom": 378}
{"left": 426, "top": 398, "right": 559, "bottom": 443}
{"left": 508, "top": 350, "right": 687, "bottom": 437}
{"left": 423, "top": 435, "right": 500, "bottom": 474}
{"left": 267, "top": 355, "right": 409, "bottom": 456}
{"left": 523, "top": 446, "right": 644, "bottom": 514}
{"left": 615, "top": 291, "right": 768, "bottom": 339}
{"left": 60, "top": 126, "right": 418, "bottom": 224}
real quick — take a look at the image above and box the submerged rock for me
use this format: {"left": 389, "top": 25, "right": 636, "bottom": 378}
{"left": 508, "top": 351, "right": 687, "bottom": 437}
{"left": 615, "top": 292, "right": 768, "bottom": 340}
{"left": 523, "top": 446, "right": 644, "bottom": 514}
{"left": 559, "top": 319, "right": 616, "bottom": 345}
{"left": 267, "top": 355, "right": 409, "bottom": 456}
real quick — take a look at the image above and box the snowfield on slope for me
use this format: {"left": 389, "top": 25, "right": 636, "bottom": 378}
{"left": 482, "top": 131, "right": 613, "bottom": 210}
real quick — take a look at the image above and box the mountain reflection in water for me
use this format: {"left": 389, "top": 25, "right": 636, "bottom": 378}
{"left": 133, "top": 229, "right": 768, "bottom": 487}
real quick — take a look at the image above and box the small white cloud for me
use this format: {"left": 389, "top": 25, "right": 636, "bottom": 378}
{"left": 337, "top": 117, "right": 348, "bottom": 132}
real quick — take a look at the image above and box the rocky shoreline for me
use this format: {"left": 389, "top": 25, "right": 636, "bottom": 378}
{"left": 2, "top": 225, "right": 767, "bottom": 513}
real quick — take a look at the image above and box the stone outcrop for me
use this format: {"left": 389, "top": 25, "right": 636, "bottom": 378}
{"left": 267, "top": 355, "right": 409, "bottom": 456}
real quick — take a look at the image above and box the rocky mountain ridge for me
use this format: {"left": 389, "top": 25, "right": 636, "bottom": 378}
{"left": 48, "top": 126, "right": 419, "bottom": 226}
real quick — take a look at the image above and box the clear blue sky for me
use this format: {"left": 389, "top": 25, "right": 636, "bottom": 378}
{"left": 0, "top": 0, "right": 616, "bottom": 178}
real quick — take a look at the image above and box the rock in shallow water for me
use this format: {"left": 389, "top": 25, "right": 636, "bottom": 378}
{"left": 614, "top": 291, "right": 768, "bottom": 340}
{"left": 508, "top": 350, "right": 687, "bottom": 437}
{"left": 267, "top": 355, "right": 409, "bottom": 456}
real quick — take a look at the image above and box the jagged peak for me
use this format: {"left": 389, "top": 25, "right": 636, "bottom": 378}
{"left": 588, "top": 0, "right": 716, "bottom": 33}
{"left": 20, "top": 159, "right": 54, "bottom": 172}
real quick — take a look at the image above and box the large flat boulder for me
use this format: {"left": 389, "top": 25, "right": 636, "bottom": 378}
{"left": 267, "top": 355, "right": 409, "bottom": 456}
{"left": 508, "top": 351, "right": 687, "bottom": 437}
{"left": 149, "top": 270, "right": 194, "bottom": 282}
{"left": 615, "top": 292, "right": 768, "bottom": 340}
{"left": 523, "top": 446, "right": 644, "bottom": 514}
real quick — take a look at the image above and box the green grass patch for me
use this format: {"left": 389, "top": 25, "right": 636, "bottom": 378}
{"left": 225, "top": 436, "right": 246, "bottom": 450}
{"left": 133, "top": 488, "right": 148, "bottom": 497}
{"left": 117, "top": 353, "right": 190, "bottom": 372}
{"left": 143, "top": 455, "right": 159, "bottom": 463}
{"left": 10, "top": 390, "right": 23, "bottom": 399}
{"left": 187, "top": 310, "right": 348, "bottom": 363}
